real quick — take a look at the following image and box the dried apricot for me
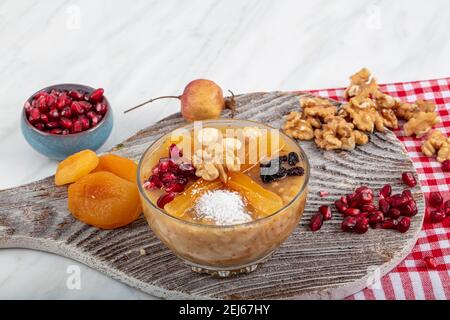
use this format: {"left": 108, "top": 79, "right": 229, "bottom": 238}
{"left": 92, "top": 153, "right": 138, "bottom": 183}
{"left": 68, "top": 171, "right": 141, "bottom": 229}
{"left": 55, "top": 149, "right": 99, "bottom": 186}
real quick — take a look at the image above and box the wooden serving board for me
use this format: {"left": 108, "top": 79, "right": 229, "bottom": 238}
{"left": 0, "top": 91, "right": 425, "bottom": 299}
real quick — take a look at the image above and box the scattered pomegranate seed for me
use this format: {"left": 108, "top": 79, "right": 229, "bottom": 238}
{"left": 335, "top": 200, "right": 348, "bottom": 213}
{"left": 378, "top": 198, "right": 390, "bottom": 214}
{"left": 157, "top": 192, "right": 176, "bottom": 208}
{"left": 165, "top": 182, "right": 185, "bottom": 193}
{"left": 429, "top": 210, "right": 445, "bottom": 223}
{"left": 402, "top": 189, "right": 413, "bottom": 202}
{"left": 360, "top": 203, "right": 377, "bottom": 212}
{"left": 342, "top": 216, "right": 357, "bottom": 232}
{"left": 444, "top": 200, "right": 450, "bottom": 216}
{"left": 402, "top": 172, "right": 417, "bottom": 188}
{"left": 355, "top": 217, "right": 369, "bottom": 234}
{"left": 397, "top": 217, "right": 411, "bottom": 233}
{"left": 346, "top": 193, "right": 357, "bottom": 207}
{"left": 381, "top": 218, "right": 398, "bottom": 229}
{"left": 344, "top": 208, "right": 360, "bottom": 217}
{"left": 379, "top": 184, "right": 392, "bottom": 198}
{"left": 388, "top": 208, "right": 401, "bottom": 219}
{"left": 423, "top": 256, "right": 437, "bottom": 269}
{"left": 89, "top": 88, "right": 104, "bottom": 103}
{"left": 368, "top": 211, "right": 384, "bottom": 227}
{"left": 319, "top": 190, "right": 329, "bottom": 197}
{"left": 310, "top": 213, "right": 323, "bottom": 231}
{"left": 319, "top": 205, "right": 332, "bottom": 220}
{"left": 442, "top": 160, "right": 450, "bottom": 172}
{"left": 358, "top": 191, "right": 373, "bottom": 204}
{"left": 355, "top": 186, "right": 373, "bottom": 195}
{"left": 428, "top": 191, "right": 443, "bottom": 208}
{"left": 401, "top": 200, "right": 418, "bottom": 217}
{"left": 388, "top": 194, "right": 409, "bottom": 208}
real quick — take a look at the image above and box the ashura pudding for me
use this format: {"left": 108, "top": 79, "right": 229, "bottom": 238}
{"left": 138, "top": 119, "right": 309, "bottom": 276}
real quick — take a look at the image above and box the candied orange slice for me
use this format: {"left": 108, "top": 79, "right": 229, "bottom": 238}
{"left": 55, "top": 149, "right": 99, "bottom": 186}
{"left": 92, "top": 153, "right": 138, "bottom": 183}
{"left": 68, "top": 171, "right": 141, "bottom": 229}
{"left": 164, "top": 179, "right": 223, "bottom": 218}
{"left": 227, "top": 172, "right": 283, "bottom": 217}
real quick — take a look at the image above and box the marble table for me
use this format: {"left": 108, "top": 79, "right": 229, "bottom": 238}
{"left": 1, "top": 0, "right": 449, "bottom": 299}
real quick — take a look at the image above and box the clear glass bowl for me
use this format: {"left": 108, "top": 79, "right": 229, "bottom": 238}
{"left": 137, "top": 119, "right": 310, "bottom": 277}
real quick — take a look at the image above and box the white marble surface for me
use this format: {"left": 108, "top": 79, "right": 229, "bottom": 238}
{"left": 1, "top": 0, "right": 449, "bottom": 299}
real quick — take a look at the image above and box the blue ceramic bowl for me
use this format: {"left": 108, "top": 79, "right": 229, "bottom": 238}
{"left": 21, "top": 84, "right": 113, "bottom": 160}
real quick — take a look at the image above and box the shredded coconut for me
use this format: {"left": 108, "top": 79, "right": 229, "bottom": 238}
{"left": 194, "top": 190, "right": 252, "bottom": 225}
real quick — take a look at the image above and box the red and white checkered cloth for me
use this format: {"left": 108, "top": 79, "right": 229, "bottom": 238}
{"left": 307, "top": 78, "right": 450, "bottom": 300}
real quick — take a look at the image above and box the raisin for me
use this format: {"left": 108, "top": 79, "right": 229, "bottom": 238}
{"left": 287, "top": 167, "right": 304, "bottom": 176}
{"left": 288, "top": 152, "right": 299, "bottom": 166}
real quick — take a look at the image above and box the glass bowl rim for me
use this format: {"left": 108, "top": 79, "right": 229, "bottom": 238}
{"left": 22, "top": 83, "right": 111, "bottom": 137}
{"left": 137, "top": 118, "right": 310, "bottom": 229}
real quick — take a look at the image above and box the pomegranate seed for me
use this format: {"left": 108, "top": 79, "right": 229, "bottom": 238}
{"left": 388, "top": 208, "right": 401, "bottom": 219}
{"left": 68, "top": 90, "right": 84, "bottom": 100}
{"left": 56, "top": 93, "right": 71, "bottom": 110}
{"left": 49, "top": 128, "right": 62, "bottom": 134}
{"left": 62, "top": 129, "right": 69, "bottom": 135}
{"left": 48, "top": 108, "right": 60, "bottom": 120}
{"left": 169, "top": 143, "right": 183, "bottom": 159}
{"left": 165, "top": 183, "right": 185, "bottom": 193}
{"left": 79, "top": 101, "right": 93, "bottom": 112}
{"left": 156, "top": 192, "right": 176, "bottom": 208}
{"left": 319, "top": 190, "right": 329, "bottom": 197}
{"left": 344, "top": 208, "right": 360, "bottom": 217}
{"left": 176, "top": 175, "right": 188, "bottom": 185}
{"left": 319, "top": 205, "right": 332, "bottom": 220}
{"left": 60, "top": 117, "right": 73, "bottom": 129}
{"left": 310, "top": 213, "right": 323, "bottom": 231}
{"left": 359, "top": 212, "right": 369, "bottom": 218}
{"left": 46, "top": 94, "right": 57, "bottom": 109}
{"left": 341, "top": 216, "right": 357, "bottom": 232}
{"left": 71, "top": 120, "right": 83, "bottom": 133}
{"left": 161, "top": 172, "right": 177, "bottom": 185}
{"left": 358, "top": 191, "right": 373, "bottom": 204}
{"left": 340, "top": 195, "right": 348, "bottom": 206}
{"left": 368, "top": 211, "right": 384, "bottom": 227}
{"left": 355, "top": 217, "right": 369, "bottom": 234}
{"left": 95, "top": 102, "right": 107, "bottom": 115}
{"left": 61, "top": 106, "right": 72, "bottom": 118}
{"left": 33, "top": 91, "right": 48, "bottom": 100}
{"left": 158, "top": 158, "right": 172, "bottom": 173}
{"left": 46, "top": 121, "right": 60, "bottom": 129}
{"left": 78, "top": 116, "right": 90, "bottom": 130}
{"left": 24, "top": 101, "right": 32, "bottom": 115}
{"left": 34, "top": 123, "right": 45, "bottom": 131}
{"left": 402, "top": 189, "right": 413, "bottom": 202}
{"left": 146, "top": 175, "right": 162, "bottom": 189}
{"left": 378, "top": 198, "right": 390, "bottom": 214}
{"left": 379, "top": 184, "right": 392, "bottom": 198}
{"left": 360, "top": 203, "right": 377, "bottom": 212}
{"left": 444, "top": 200, "right": 450, "bottom": 216}
{"left": 71, "top": 101, "right": 85, "bottom": 115}
{"left": 397, "top": 217, "right": 411, "bottom": 233}
{"left": 177, "top": 163, "right": 195, "bottom": 176}
{"left": 423, "top": 256, "right": 437, "bottom": 269}
{"left": 335, "top": 200, "right": 348, "bottom": 213}
{"left": 28, "top": 108, "right": 41, "bottom": 124}
{"left": 428, "top": 191, "right": 443, "bottom": 208}
{"left": 430, "top": 210, "right": 445, "bottom": 223}
{"left": 402, "top": 172, "right": 417, "bottom": 187}
{"left": 355, "top": 186, "right": 373, "bottom": 195}
{"left": 442, "top": 160, "right": 450, "bottom": 172}
{"left": 36, "top": 96, "right": 48, "bottom": 113}
{"left": 86, "top": 111, "right": 101, "bottom": 126}
{"left": 388, "top": 194, "right": 409, "bottom": 208}
{"left": 346, "top": 193, "right": 357, "bottom": 207}
{"left": 151, "top": 166, "right": 160, "bottom": 176}
{"left": 381, "top": 218, "right": 398, "bottom": 229}
{"left": 89, "top": 88, "right": 104, "bottom": 103}
{"left": 402, "top": 200, "right": 418, "bottom": 217}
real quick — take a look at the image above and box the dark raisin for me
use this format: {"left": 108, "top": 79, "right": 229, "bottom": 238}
{"left": 288, "top": 152, "right": 300, "bottom": 166}
{"left": 260, "top": 161, "right": 271, "bottom": 168}
{"left": 279, "top": 155, "right": 288, "bottom": 163}
{"left": 260, "top": 175, "right": 274, "bottom": 183}
{"left": 287, "top": 167, "right": 304, "bottom": 176}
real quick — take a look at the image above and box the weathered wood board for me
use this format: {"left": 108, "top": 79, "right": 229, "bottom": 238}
{"left": 0, "top": 91, "right": 424, "bottom": 299}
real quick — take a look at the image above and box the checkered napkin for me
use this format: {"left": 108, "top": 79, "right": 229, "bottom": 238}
{"left": 307, "top": 78, "right": 450, "bottom": 300}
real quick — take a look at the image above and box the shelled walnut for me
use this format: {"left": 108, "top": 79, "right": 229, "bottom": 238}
{"left": 282, "top": 111, "right": 314, "bottom": 140}
{"left": 314, "top": 116, "right": 368, "bottom": 150}
{"left": 404, "top": 111, "right": 440, "bottom": 137}
{"left": 421, "top": 130, "right": 450, "bottom": 162}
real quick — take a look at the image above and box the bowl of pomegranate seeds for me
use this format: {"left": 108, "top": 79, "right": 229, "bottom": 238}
{"left": 21, "top": 84, "right": 113, "bottom": 160}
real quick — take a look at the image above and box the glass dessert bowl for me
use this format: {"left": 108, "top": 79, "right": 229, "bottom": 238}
{"left": 137, "top": 119, "right": 309, "bottom": 276}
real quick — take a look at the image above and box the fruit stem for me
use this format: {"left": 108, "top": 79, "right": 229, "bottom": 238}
{"left": 124, "top": 95, "right": 181, "bottom": 114}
